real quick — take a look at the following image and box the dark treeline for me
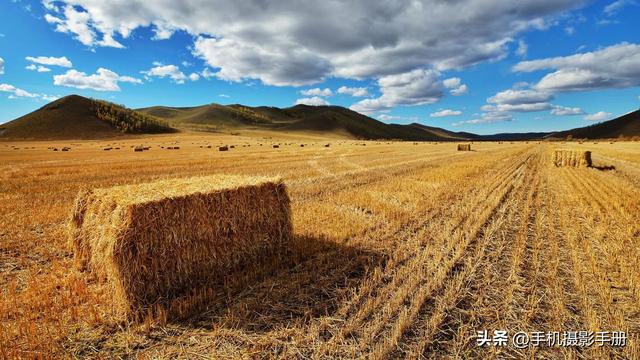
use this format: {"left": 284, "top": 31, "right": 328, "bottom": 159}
{"left": 92, "top": 99, "right": 176, "bottom": 134}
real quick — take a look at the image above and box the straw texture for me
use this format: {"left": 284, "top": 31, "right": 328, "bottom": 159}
{"left": 552, "top": 149, "right": 592, "bottom": 167}
{"left": 68, "top": 175, "right": 292, "bottom": 319}
{"left": 457, "top": 144, "right": 471, "bottom": 151}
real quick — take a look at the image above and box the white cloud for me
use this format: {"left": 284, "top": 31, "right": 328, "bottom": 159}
{"left": 26, "top": 64, "right": 52, "bottom": 72}
{"left": 41, "top": 0, "right": 583, "bottom": 86}
{"left": 0, "top": 84, "right": 38, "bottom": 98}
{"left": 193, "top": 36, "right": 330, "bottom": 86}
{"left": 295, "top": 96, "right": 329, "bottom": 106}
{"left": 25, "top": 56, "right": 72, "bottom": 68}
{"left": 219, "top": 94, "right": 230, "bottom": 98}
{"left": 551, "top": 105, "right": 585, "bottom": 115}
{"left": 142, "top": 64, "right": 187, "bottom": 84}
{"left": 45, "top": 6, "right": 124, "bottom": 48}
{"left": 488, "top": 89, "right": 554, "bottom": 105}
{"left": 337, "top": 86, "right": 369, "bottom": 97}
{"left": 604, "top": 0, "right": 637, "bottom": 16}
{"left": 513, "top": 43, "right": 640, "bottom": 92}
{"left": 0, "top": 57, "right": 4, "bottom": 75}
{"left": 351, "top": 69, "right": 443, "bottom": 114}
{"left": 188, "top": 72, "right": 200, "bottom": 81}
{"left": 565, "top": 26, "right": 575, "bottom": 35}
{"left": 584, "top": 111, "right": 612, "bottom": 121}
{"left": 54, "top": 68, "right": 142, "bottom": 91}
{"left": 453, "top": 111, "right": 513, "bottom": 126}
{"left": 443, "top": 77, "right": 468, "bottom": 96}
{"left": 300, "top": 88, "right": 332, "bottom": 97}
{"left": 377, "top": 114, "right": 419, "bottom": 122}
{"left": 516, "top": 39, "right": 528, "bottom": 58}
{"left": 0, "top": 83, "right": 57, "bottom": 101}
{"left": 201, "top": 68, "right": 215, "bottom": 79}
{"left": 430, "top": 109, "right": 462, "bottom": 117}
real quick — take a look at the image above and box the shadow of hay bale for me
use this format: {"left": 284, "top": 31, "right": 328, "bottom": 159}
{"left": 592, "top": 165, "right": 616, "bottom": 171}
{"left": 164, "top": 234, "right": 384, "bottom": 329}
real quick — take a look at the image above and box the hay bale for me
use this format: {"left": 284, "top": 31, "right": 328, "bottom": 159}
{"left": 552, "top": 149, "right": 592, "bottom": 167}
{"left": 457, "top": 144, "right": 471, "bottom": 151}
{"left": 68, "top": 175, "right": 292, "bottom": 319}
{"left": 219, "top": 145, "right": 229, "bottom": 151}
{"left": 134, "top": 146, "right": 144, "bottom": 152}
{"left": 273, "top": 144, "right": 279, "bottom": 148}
{"left": 62, "top": 147, "right": 71, "bottom": 152}
{"left": 325, "top": 144, "right": 330, "bottom": 147}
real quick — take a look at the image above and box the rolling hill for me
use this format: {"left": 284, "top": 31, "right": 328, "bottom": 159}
{"left": 0, "top": 95, "right": 175, "bottom": 140}
{"left": 2, "top": 95, "right": 638, "bottom": 141}
{"left": 137, "top": 103, "right": 472, "bottom": 141}
{"left": 547, "top": 109, "right": 640, "bottom": 140}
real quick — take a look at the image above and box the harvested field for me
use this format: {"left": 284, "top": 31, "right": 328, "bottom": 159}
{"left": 0, "top": 134, "right": 638, "bottom": 358}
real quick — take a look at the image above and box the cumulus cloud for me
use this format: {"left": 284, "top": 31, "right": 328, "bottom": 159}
{"left": 300, "top": 88, "right": 332, "bottom": 97}
{"left": 25, "top": 56, "right": 72, "bottom": 68}
{"left": 40, "top": 0, "right": 583, "bottom": 86}
{"left": 430, "top": 109, "right": 462, "bottom": 117}
{"left": 0, "top": 83, "right": 38, "bottom": 98}
{"left": 337, "top": 86, "right": 369, "bottom": 97}
{"left": 0, "top": 83, "right": 57, "bottom": 101}
{"left": 26, "top": 64, "right": 52, "bottom": 72}
{"left": 442, "top": 77, "right": 468, "bottom": 96}
{"left": 551, "top": 105, "right": 585, "bottom": 115}
{"left": 142, "top": 64, "right": 192, "bottom": 84}
{"left": 351, "top": 69, "right": 443, "bottom": 114}
{"left": 45, "top": 5, "right": 124, "bottom": 48}
{"left": 584, "top": 111, "right": 612, "bottom": 121}
{"left": 513, "top": 43, "right": 640, "bottom": 92}
{"left": 54, "top": 68, "right": 142, "bottom": 91}
{"left": 0, "top": 57, "right": 4, "bottom": 75}
{"left": 295, "top": 96, "right": 329, "bottom": 106}
{"left": 488, "top": 89, "right": 554, "bottom": 105}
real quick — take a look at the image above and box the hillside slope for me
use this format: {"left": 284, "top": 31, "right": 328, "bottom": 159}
{"left": 548, "top": 109, "right": 640, "bottom": 139}
{"left": 0, "top": 95, "right": 175, "bottom": 140}
{"left": 138, "top": 103, "right": 473, "bottom": 141}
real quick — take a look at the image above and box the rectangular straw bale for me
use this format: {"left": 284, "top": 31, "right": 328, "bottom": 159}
{"left": 552, "top": 149, "right": 592, "bottom": 167}
{"left": 457, "top": 143, "right": 471, "bottom": 151}
{"left": 68, "top": 175, "right": 292, "bottom": 319}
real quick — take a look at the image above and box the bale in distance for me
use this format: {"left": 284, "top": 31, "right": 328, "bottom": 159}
{"left": 134, "top": 146, "right": 144, "bottom": 152}
{"left": 68, "top": 175, "right": 292, "bottom": 320}
{"left": 273, "top": 144, "right": 279, "bottom": 148}
{"left": 457, "top": 144, "right": 471, "bottom": 151}
{"left": 219, "top": 145, "right": 229, "bottom": 151}
{"left": 552, "top": 149, "right": 592, "bottom": 167}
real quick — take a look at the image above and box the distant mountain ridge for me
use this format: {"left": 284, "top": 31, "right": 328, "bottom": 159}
{"left": 1, "top": 95, "right": 638, "bottom": 141}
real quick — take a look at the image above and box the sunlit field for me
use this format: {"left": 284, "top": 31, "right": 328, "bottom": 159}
{"left": 1, "top": 134, "right": 639, "bottom": 358}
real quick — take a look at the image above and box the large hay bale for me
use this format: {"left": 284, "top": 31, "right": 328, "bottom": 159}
{"left": 552, "top": 149, "right": 592, "bottom": 167}
{"left": 69, "top": 175, "right": 292, "bottom": 319}
{"left": 457, "top": 144, "right": 471, "bottom": 151}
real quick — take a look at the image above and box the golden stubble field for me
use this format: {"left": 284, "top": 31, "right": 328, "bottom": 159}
{"left": 1, "top": 133, "right": 639, "bottom": 359}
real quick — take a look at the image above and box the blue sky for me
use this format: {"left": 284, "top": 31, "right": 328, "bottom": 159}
{"left": 0, "top": 0, "right": 638, "bottom": 135}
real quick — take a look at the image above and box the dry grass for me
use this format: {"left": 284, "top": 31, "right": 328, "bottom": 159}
{"left": 69, "top": 175, "right": 292, "bottom": 320}
{"left": 552, "top": 148, "right": 592, "bottom": 167}
{"left": 0, "top": 133, "right": 638, "bottom": 358}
